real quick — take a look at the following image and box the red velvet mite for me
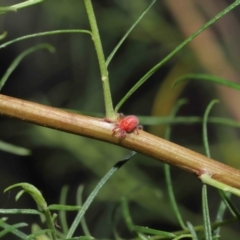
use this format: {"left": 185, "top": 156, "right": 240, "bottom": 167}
{"left": 112, "top": 114, "right": 143, "bottom": 138}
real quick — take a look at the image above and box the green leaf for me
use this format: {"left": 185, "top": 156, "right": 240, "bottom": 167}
{"left": 202, "top": 185, "right": 212, "bottom": 240}
{"left": 121, "top": 197, "right": 134, "bottom": 232}
{"left": 106, "top": 0, "right": 156, "bottom": 66}
{"left": 4, "top": 183, "right": 47, "bottom": 211}
{"left": 173, "top": 74, "right": 240, "bottom": 91}
{"left": 0, "top": 31, "right": 7, "bottom": 40}
{"left": 48, "top": 204, "right": 81, "bottom": 211}
{"left": 214, "top": 193, "right": 228, "bottom": 237}
{"left": 0, "top": 140, "right": 31, "bottom": 156}
{"left": 0, "top": 0, "right": 44, "bottom": 14}
{"left": 218, "top": 191, "right": 240, "bottom": 220}
{"left": 0, "top": 30, "right": 92, "bottom": 49}
{"left": 0, "top": 221, "right": 28, "bottom": 238}
{"left": 0, "top": 209, "right": 41, "bottom": 215}
{"left": 202, "top": 100, "right": 219, "bottom": 158}
{"left": 26, "top": 228, "right": 52, "bottom": 240}
{"left": 186, "top": 221, "right": 198, "bottom": 240}
{"left": 115, "top": 0, "right": 240, "bottom": 112}
{"left": 200, "top": 174, "right": 240, "bottom": 197}
{"left": 67, "top": 151, "right": 136, "bottom": 238}
{"left": 0, "top": 43, "right": 55, "bottom": 91}
{"left": 59, "top": 185, "right": 70, "bottom": 234}
{"left": 134, "top": 225, "right": 176, "bottom": 237}
{"left": 138, "top": 115, "right": 240, "bottom": 127}
{"left": 66, "top": 237, "right": 95, "bottom": 240}
{"left": 76, "top": 185, "right": 91, "bottom": 236}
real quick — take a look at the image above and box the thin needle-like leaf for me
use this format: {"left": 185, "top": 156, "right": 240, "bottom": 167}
{"left": 0, "top": 209, "right": 41, "bottom": 215}
{"left": 202, "top": 185, "right": 212, "bottom": 240}
{"left": 202, "top": 100, "right": 219, "bottom": 158}
{"left": 0, "top": 43, "right": 54, "bottom": 91}
{"left": 0, "top": 220, "right": 28, "bottom": 239}
{"left": 0, "top": 140, "right": 31, "bottom": 156}
{"left": 186, "top": 221, "right": 198, "bottom": 240}
{"left": 115, "top": 0, "right": 240, "bottom": 112}
{"left": 59, "top": 185, "right": 69, "bottom": 234}
{"left": 106, "top": 0, "right": 156, "bottom": 66}
{"left": 0, "top": 0, "right": 44, "bottom": 14}
{"left": 0, "top": 30, "right": 92, "bottom": 49}
{"left": 67, "top": 151, "right": 136, "bottom": 238}
{"left": 76, "top": 185, "right": 92, "bottom": 237}
{"left": 173, "top": 74, "right": 240, "bottom": 91}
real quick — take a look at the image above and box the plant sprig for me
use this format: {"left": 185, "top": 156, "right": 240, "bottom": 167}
{"left": 0, "top": 0, "right": 44, "bottom": 14}
{"left": 115, "top": 0, "right": 240, "bottom": 112}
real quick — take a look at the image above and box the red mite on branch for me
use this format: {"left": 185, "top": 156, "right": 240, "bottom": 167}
{"left": 107, "top": 113, "right": 143, "bottom": 138}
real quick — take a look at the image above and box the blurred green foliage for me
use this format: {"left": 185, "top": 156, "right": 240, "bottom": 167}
{"left": 1, "top": 0, "right": 240, "bottom": 239}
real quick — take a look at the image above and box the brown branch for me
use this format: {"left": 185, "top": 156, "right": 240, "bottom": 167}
{"left": 0, "top": 94, "right": 240, "bottom": 189}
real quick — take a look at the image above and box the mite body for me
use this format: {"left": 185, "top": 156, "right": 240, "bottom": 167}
{"left": 112, "top": 114, "right": 142, "bottom": 138}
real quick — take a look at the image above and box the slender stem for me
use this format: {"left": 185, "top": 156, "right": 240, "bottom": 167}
{"left": 84, "top": 0, "right": 115, "bottom": 120}
{"left": 44, "top": 209, "right": 57, "bottom": 240}
{"left": 1, "top": 94, "right": 240, "bottom": 194}
{"left": 200, "top": 174, "right": 240, "bottom": 197}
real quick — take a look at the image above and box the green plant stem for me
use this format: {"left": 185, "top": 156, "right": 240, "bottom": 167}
{"left": 200, "top": 174, "right": 240, "bottom": 197}
{"left": 44, "top": 209, "right": 57, "bottom": 240}
{"left": 0, "top": 222, "right": 28, "bottom": 239}
{"left": 84, "top": 0, "right": 115, "bottom": 120}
